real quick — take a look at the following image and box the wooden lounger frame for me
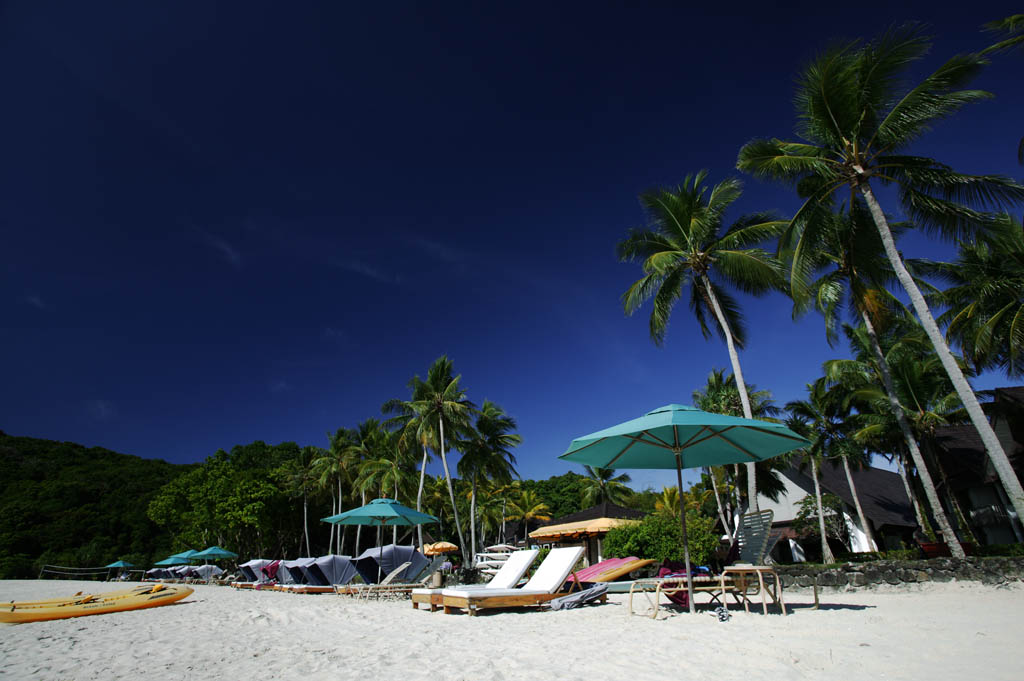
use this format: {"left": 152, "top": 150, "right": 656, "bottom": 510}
{"left": 441, "top": 574, "right": 586, "bottom": 616}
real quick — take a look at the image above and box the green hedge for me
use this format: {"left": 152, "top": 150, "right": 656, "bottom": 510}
{"left": 603, "top": 512, "right": 718, "bottom": 566}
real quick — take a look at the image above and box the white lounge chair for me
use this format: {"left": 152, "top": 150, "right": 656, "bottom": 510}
{"left": 441, "top": 546, "right": 586, "bottom": 616}
{"left": 410, "top": 549, "right": 539, "bottom": 611}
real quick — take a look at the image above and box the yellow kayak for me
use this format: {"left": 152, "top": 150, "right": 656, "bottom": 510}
{"left": 1, "top": 583, "right": 193, "bottom": 624}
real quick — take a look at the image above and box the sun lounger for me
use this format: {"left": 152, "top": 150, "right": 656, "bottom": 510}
{"left": 567, "top": 556, "right": 655, "bottom": 584}
{"left": 549, "top": 583, "right": 608, "bottom": 610}
{"left": 441, "top": 546, "right": 585, "bottom": 616}
{"left": 334, "top": 561, "right": 412, "bottom": 598}
{"left": 411, "top": 549, "right": 539, "bottom": 611}
{"left": 353, "top": 557, "right": 446, "bottom": 600}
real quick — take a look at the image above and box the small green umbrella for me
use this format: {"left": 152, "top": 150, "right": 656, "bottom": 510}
{"left": 323, "top": 498, "right": 438, "bottom": 581}
{"left": 193, "top": 546, "right": 238, "bottom": 560}
{"left": 105, "top": 560, "right": 134, "bottom": 568}
{"left": 560, "top": 404, "right": 809, "bottom": 613}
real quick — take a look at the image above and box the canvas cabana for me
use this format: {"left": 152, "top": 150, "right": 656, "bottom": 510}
{"left": 238, "top": 559, "right": 273, "bottom": 583}
{"left": 353, "top": 544, "right": 427, "bottom": 584}
{"left": 279, "top": 558, "right": 316, "bottom": 585}
{"left": 302, "top": 555, "right": 358, "bottom": 586}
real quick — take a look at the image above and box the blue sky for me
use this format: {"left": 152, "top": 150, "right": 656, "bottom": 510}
{"left": 2, "top": 1, "right": 1021, "bottom": 492}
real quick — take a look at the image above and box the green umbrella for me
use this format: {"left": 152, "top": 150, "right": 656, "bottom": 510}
{"left": 168, "top": 549, "right": 201, "bottom": 562}
{"left": 323, "top": 498, "right": 438, "bottom": 581}
{"left": 193, "top": 546, "right": 238, "bottom": 560}
{"left": 559, "top": 404, "right": 809, "bottom": 613}
{"left": 154, "top": 557, "right": 186, "bottom": 566}
{"left": 105, "top": 560, "right": 134, "bottom": 568}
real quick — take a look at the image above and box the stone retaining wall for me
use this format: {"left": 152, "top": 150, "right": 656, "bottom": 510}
{"left": 774, "top": 557, "right": 1024, "bottom": 589}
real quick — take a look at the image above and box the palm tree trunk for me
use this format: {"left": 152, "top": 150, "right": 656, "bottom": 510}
{"left": 858, "top": 179, "right": 1024, "bottom": 533}
{"left": 356, "top": 490, "right": 366, "bottom": 555}
{"left": 812, "top": 457, "right": 836, "bottom": 564}
{"left": 840, "top": 455, "right": 878, "bottom": 552}
{"left": 303, "top": 491, "right": 311, "bottom": 557}
{"left": 438, "top": 418, "right": 468, "bottom": 557}
{"left": 416, "top": 444, "right": 429, "bottom": 551}
{"left": 470, "top": 479, "right": 478, "bottom": 566}
{"left": 857, "top": 305, "right": 964, "bottom": 557}
{"left": 897, "top": 453, "right": 927, "bottom": 532}
{"left": 701, "top": 276, "right": 758, "bottom": 511}
{"left": 328, "top": 488, "right": 336, "bottom": 552}
{"left": 708, "top": 467, "right": 733, "bottom": 540}
{"left": 336, "top": 478, "right": 343, "bottom": 555}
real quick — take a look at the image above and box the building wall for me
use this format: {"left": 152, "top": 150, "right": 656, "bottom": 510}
{"left": 756, "top": 474, "right": 807, "bottom": 524}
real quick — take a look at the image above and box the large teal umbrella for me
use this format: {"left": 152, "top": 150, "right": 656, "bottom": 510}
{"left": 193, "top": 546, "right": 238, "bottom": 560}
{"left": 168, "top": 549, "right": 201, "bottom": 562}
{"left": 560, "top": 404, "right": 809, "bottom": 613}
{"left": 323, "top": 498, "right": 438, "bottom": 581}
{"left": 154, "top": 557, "right": 186, "bottom": 566}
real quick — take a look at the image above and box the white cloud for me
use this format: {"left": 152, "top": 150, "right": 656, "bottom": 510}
{"left": 85, "top": 399, "right": 116, "bottom": 421}
{"left": 200, "top": 231, "right": 242, "bottom": 269}
{"left": 25, "top": 294, "right": 45, "bottom": 309}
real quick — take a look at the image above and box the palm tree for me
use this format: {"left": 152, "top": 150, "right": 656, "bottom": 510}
{"left": 314, "top": 428, "right": 358, "bottom": 555}
{"left": 826, "top": 323, "right": 965, "bottom": 554}
{"left": 579, "top": 465, "right": 633, "bottom": 507}
{"left": 505, "top": 489, "right": 552, "bottom": 545}
{"left": 408, "top": 356, "right": 475, "bottom": 557}
{"left": 618, "top": 172, "right": 786, "bottom": 510}
{"left": 654, "top": 486, "right": 680, "bottom": 516}
{"left": 691, "top": 368, "right": 785, "bottom": 520}
{"left": 915, "top": 219, "right": 1024, "bottom": 377}
{"left": 457, "top": 400, "right": 521, "bottom": 563}
{"left": 785, "top": 387, "right": 841, "bottom": 564}
{"left": 284, "top": 446, "right": 321, "bottom": 556}
{"left": 383, "top": 385, "right": 438, "bottom": 551}
{"left": 354, "top": 425, "right": 418, "bottom": 546}
{"left": 737, "top": 25, "right": 1024, "bottom": 526}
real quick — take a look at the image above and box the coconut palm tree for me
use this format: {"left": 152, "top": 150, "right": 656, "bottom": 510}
{"left": 505, "top": 489, "right": 552, "bottom": 544}
{"left": 383, "top": 383, "right": 439, "bottom": 551}
{"left": 408, "top": 356, "right": 475, "bottom": 556}
{"left": 914, "top": 219, "right": 1024, "bottom": 377}
{"left": 457, "top": 400, "right": 521, "bottom": 562}
{"left": 785, "top": 387, "right": 842, "bottom": 564}
{"left": 691, "top": 369, "right": 786, "bottom": 520}
{"left": 284, "top": 446, "right": 321, "bottom": 557}
{"left": 982, "top": 15, "right": 1024, "bottom": 162}
{"left": 737, "top": 24, "right": 1024, "bottom": 525}
{"left": 314, "top": 428, "right": 358, "bottom": 555}
{"left": 618, "top": 172, "right": 787, "bottom": 510}
{"left": 579, "top": 465, "right": 633, "bottom": 507}
{"left": 826, "top": 323, "right": 966, "bottom": 554}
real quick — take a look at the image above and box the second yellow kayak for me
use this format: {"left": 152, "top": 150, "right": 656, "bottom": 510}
{"left": 1, "top": 583, "right": 193, "bottom": 624}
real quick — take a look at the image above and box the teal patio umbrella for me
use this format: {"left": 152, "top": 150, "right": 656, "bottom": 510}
{"left": 153, "top": 557, "right": 186, "bottom": 566}
{"left": 323, "top": 498, "right": 438, "bottom": 581}
{"left": 193, "top": 546, "right": 238, "bottom": 561}
{"left": 168, "top": 549, "right": 201, "bottom": 562}
{"left": 105, "top": 560, "right": 134, "bottom": 568}
{"left": 560, "top": 404, "right": 809, "bottom": 613}
{"left": 105, "top": 560, "right": 134, "bottom": 580}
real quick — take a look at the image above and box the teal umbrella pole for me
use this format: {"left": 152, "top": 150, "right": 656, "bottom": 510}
{"left": 675, "top": 451, "right": 694, "bottom": 614}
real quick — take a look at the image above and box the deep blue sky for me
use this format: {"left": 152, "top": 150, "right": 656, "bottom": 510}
{"left": 3, "top": 1, "right": 1021, "bottom": 491}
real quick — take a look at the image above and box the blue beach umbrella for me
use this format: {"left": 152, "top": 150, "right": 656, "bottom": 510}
{"left": 560, "top": 404, "right": 810, "bottom": 613}
{"left": 153, "top": 557, "right": 186, "bottom": 566}
{"left": 168, "top": 549, "right": 201, "bottom": 563}
{"left": 105, "top": 560, "right": 134, "bottom": 568}
{"left": 193, "top": 546, "right": 239, "bottom": 561}
{"left": 323, "top": 498, "right": 438, "bottom": 581}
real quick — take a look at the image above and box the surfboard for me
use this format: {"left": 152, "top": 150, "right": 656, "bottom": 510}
{"left": 1, "top": 583, "right": 193, "bottom": 624}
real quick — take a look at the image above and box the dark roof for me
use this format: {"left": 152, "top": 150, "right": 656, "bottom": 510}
{"left": 548, "top": 501, "right": 647, "bottom": 526}
{"left": 786, "top": 462, "right": 917, "bottom": 528}
{"left": 994, "top": 386, "right": 1024, "bottom": 407}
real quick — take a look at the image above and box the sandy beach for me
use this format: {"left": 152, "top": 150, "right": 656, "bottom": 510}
{"left": 1, "top": 580, "right": 1021, "bottom": 680}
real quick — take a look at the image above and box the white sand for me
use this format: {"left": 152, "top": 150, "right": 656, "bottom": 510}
{"left": 1, "top": 579, "right": 1021, "bottom": 681}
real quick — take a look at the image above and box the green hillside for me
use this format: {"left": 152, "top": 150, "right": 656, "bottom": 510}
{"left": 0, "top": 431, "right": 190, "bottom": 579}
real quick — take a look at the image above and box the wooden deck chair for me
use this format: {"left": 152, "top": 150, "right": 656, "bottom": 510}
{"left": 411, "top": 549, "right": 539, "bottom": 611}
{"left": 441, "top": 546, "right": 588, "bottom": 616}
{"left": 357, "top": 557, "right": 447, "bottom": 600}
{"left": 334, "top": 561, "right": 411, "bottom": 598}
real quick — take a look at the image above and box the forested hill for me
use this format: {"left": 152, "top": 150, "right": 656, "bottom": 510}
{"left": 0, "top": 430, "right": 190, "bottom": 579}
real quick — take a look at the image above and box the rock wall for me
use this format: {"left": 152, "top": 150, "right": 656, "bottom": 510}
{"left": 775, "top": 557, "right": 1024, "bottom": 589}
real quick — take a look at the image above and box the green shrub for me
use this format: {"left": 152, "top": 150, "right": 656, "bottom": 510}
{"left": 603, "top": 512, "right": 718, "bottom": 566}
{"left": 976, "top": 543, "right": 1024, "bottom": 557}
